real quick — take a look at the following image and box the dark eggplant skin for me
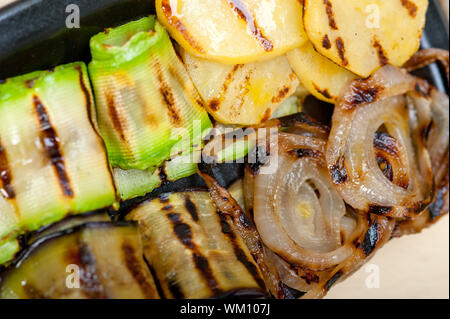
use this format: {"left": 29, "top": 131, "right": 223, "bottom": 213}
{"left": 128, "top": 191, "right": 267, "bottom": 299}
{"left": 0, "top": 221, "right": 160, "bottom": 299}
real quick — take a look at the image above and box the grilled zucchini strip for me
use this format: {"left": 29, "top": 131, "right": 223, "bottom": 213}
{"left": 89, "top": 16, "right": 212, "bottom": 171}
{"left": 0, "top": 63, "right": 117, "bottom": 264}
{"left": 128, "top": 191, "right": 266, "bottom": 299}
{"left": 0, "top": 219, "right": 160, "bottom": 299}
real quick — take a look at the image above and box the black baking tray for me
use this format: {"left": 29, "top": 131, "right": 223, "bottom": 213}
{"left": 0, "top": 0, "right": 448, "bottom": 200}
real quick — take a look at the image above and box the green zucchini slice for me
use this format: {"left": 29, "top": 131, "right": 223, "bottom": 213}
{"left": 0, "top": 63, "right": 117, "bottom": 264}
{"left": 89, "top": 16, "right": 212, "bottom": 171}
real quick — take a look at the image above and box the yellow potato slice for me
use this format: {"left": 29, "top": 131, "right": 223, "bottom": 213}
{"left": 156, "top": 0, "right": 308, "bottom": 64}
{"left": 182, "top": 50, "right": 300, "bottom": 125}
{"left": 303, "top": 0, "right": 428, "bottom": 77}
{"left": 287, "top": 42, "right": 359, "bottom": 103}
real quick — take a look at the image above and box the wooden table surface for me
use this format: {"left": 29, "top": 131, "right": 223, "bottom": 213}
{"left": 0, "top": 0, "right": 449, "bottom": 299}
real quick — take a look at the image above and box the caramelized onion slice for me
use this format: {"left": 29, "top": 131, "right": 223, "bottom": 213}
{"left": 326, "top": 66, "right": 435, "bottom": 218}
{"left": 249, "top": 132, "right": 364, "bottom": 271}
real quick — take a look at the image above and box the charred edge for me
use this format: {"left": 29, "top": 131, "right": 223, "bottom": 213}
{"left": 239, "top": 210, "right": 254, "bottom": 229}
{"left": 218, "top": 212, "right": 266, "bottom": 290}
{"left": 0, "top": 143, "right": 16, "bottom": 199}
{"left": 324, "top": 271, "right": 343, "bottom": 291}
{"left": 368, "top": 205, "right": 393, "bottom": 216}
{"left": 376, "top": 156, "right": 394, "bottom": 182}
{"left": 167, "top": 213, "right": 223, "bottom": 295}
{"left": 361, "top": 221, "right": 380, "bottom": 256}
{"left": 335, "top": 37, "right": 348, "bottom": 67}
{"left": 374, "top": 132, "right": 400, "bottom": 156}
{"left": 167, "top": 276, "right": 185, "bottom": 299}
{"left": 75, "top": 65, "right": 93, "bottom": 125}
{"left": 105, "top": 91, "right": 127, "bottom": 141}
{"left": 278, "top": 112, "right": 329, "bottom": 132}
{"left": 248, "top": 146, "right": 270, "bottom": 175}
{"left": 159, "top": 166, "right": 169, "bottom": 185}
{"left": 145, "top": 257, "right": 166, "bottom": 299}
{"left": 161, "top": 0, "right": 205, "bottom": 53}
{"left": 227, "top": 0, "right": 274, "bottom": 51}
{"left": 33, "top": 96, "right": 74, "bottom": 198}
{"left": 209, "top": 99, "right": 220, "bottom": 111}
{"left": 331, "top": 157, "right": 348, "bottom": 184}
{"left": 373, "top": 38, "right": 389, "bottom": 66}
{"left": 122, "top": 242, "right": 158, "bottom": 298}
{"left": 272, "top": 86, "right": 290, "bottom": 103}
{"left": 22, "top": 282, "right": 47, "bottom": 299}
{"left": 279, "top": 282, "right": 306, "bottom": 299}
{"left": 421, "top": 121, "right": 434, "bottom": 142}
{"left": 288, "top": 148, "right": 323, "bottom": 159}
{"left": 323, "top": 0, "right": 338, "bottom": 30}
{"left": 400, "top": 0, "right": 418, "bottom": 17}
{"left": 345, "top": 81, "right": 381, "bottom": 108}
{"left": 156, "top": 64, "right": 182, "bottom": 127}
{"left": 185, "top": 195, "right": 199, "bottom": 222}
{"left": 162, "top": 204, "right": 173, "bottom": 211}
{"left": 312, "top": 82, "right": 332, "bottom": 99}
{"left": 65, "top": 242, "right": 107, "bottom": 299}
{"left": 428, "top": 183, "right": 447, "bottom": 220}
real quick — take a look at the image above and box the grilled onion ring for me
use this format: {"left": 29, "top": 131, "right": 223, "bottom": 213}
{"left": 326, "top": 66, "right": 435, "bottom": 219}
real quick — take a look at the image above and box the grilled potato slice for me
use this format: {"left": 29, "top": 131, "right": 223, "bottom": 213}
{"left": 182, "top": 50, "right": 300, "bottom": 125}
{"left": 287, "top": 42, "right": 358, "bottom": 103}
{"left": 156, "top": 0, "right": 308, "bottom": 64}
{"left": 303, "top": 0, "right": 428, "bottom": 77}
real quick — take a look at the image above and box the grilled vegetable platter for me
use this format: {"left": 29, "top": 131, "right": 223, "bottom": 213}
{"left": 0, "top": 0, "right": 448, "bottom": 299}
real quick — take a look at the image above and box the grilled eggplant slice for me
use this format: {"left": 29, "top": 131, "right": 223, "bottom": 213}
{"left": 89, "top": 16, "right": 212, "bottom": 171}
{"left": 156, "top": 0, "right": 308, "bottom": 64}
{"left": 287, "top": 42, "right": 358, "bottom": 103}
{"left": 0, "top": 221, "right": 160, "bottom": 299}
{"left": 0, "top": 63, "right": 117, "bottom": 264}
{"left": 182, "top": 50, "right": 299, "bottom": 125}
{"left": 128, "top": 191, "right": 266, "bottom": 299}
{"left": 303, "top": 0, "right": 428, "bottom": 77}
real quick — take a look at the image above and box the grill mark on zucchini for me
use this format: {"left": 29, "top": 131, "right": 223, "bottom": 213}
{"left": 400, "top": 0, "right": 418, "bottom": 17}
{"left": 217, "top": 211, "right": 266, "bottom": 290}
{"left": 167, "top": 213, "right": 223, "bottom": 295}
{"left": 323, "top": 0, "right": 338, "bottom": 30}
{"left": 373, "top": 38, "right": 389, "bottom": 66}
{"left": 226, "top": 0, "right": 274, "bottom": 52}
{"left": 105, "top": 90, "right": 127, "bottom": 142}
{"left": 0, "top": 141, "right": 16, "bottom": 199}
{"left": 161, "top": 0, "right": 205, "bottom": 53}
{"left": 335, "top": 37, "right": 348, "bottom": 67}
{"left": 65, "top": 241, "right": 107, "bottom": 299}
{"left": 155, "top": 62, "right": 183, "bottom": 127}
{"left": 33, "top": 96, "right": 74, "bottom": 198}
{"left": 122, "top": 241, "right": 158, "bottom": 298}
